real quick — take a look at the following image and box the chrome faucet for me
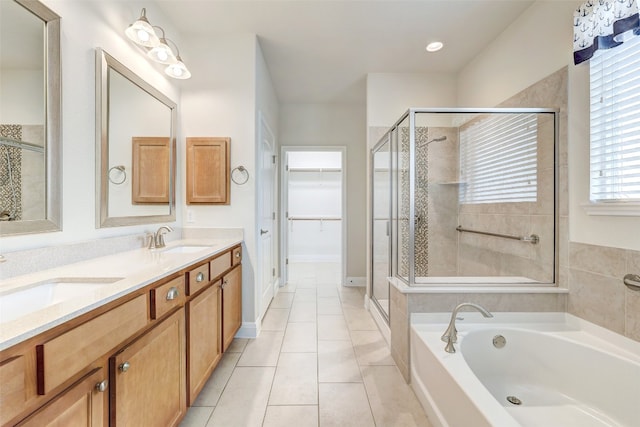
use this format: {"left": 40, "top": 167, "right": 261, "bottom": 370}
{"left": 148, "top": 225, "right": 174, "bottom": 249}
{"left": 441, "top": 303, "right": 493, "bottom": 353}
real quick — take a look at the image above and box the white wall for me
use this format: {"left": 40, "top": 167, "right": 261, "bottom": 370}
{"left": 456, "top": 0, "right": 639, "bottom": 251}
{"left": 1, "top": 0, "right": 182, "bottom": 253}
{"left": 279, "top": 104, "right": 367, "bottom": 278}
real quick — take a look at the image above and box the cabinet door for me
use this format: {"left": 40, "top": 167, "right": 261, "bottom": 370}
{"left": 110, "top": 309, "right": 186, "bottom": 427}
{"left": 186, "top": 137, "right": 230, "bottom": 204}
{"left": 187, "top": 282, "right": 222, "bottom": 404}
{"left": 17, "top": 368, "right": 107, "bottom": 427}
{"left": 222, "top": 265, "right": 242, "bottom": 352}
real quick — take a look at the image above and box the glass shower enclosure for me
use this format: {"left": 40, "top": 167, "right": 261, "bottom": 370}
{"left": 371, "top": 108, "right": 559, "bottom": 320}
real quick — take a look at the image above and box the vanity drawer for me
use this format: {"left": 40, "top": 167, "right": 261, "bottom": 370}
{"left": 150, "top": 276, "right": 185, "bottom": 320}
{"left": 0, "top": 355, "right": 27, "bottom": 425}
{"left": 36, "top": 294, "right": 147, "bottom": 395}
{"left": 210, "top": 251, "right": 231, "bottom": 280}
{"left": 187, "top": 263, "right": 210, "bottom": 295}
{"left": 232, "top": 247, "right": 242, "bottom": 266}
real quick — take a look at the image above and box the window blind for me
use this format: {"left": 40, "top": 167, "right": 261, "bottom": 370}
{"left": 459, "top": 113, "right": 538, "bottom": 204}
{"left": 589, "top": 35, "right": 640, "bottom": 202}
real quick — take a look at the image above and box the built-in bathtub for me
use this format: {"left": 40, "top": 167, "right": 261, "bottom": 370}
{"left": 410, "top": 312, "right": 640, "bottom": 427}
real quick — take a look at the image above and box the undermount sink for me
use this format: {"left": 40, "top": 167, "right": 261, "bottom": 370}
{"left": 0, "top": 277, "right": 123, "bottom": 323}
{"left": 162, "top": 245, "right": 211, "bottom": 254}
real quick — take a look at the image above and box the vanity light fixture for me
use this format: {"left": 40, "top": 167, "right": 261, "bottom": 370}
{"left": 125, "top": 8, "right": 191, "bottom": 79}
{"left": 426, "top": 41, "right": 444, "bottom": 52}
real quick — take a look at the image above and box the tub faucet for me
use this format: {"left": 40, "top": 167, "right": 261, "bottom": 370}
{"left": 149, "top": 225, "right": 174, "bottom": 249}
{"left": 441, "top": 303, "right": 493, "bottom": 353}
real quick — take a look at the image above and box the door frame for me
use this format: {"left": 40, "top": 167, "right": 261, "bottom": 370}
{"left": 280, "top": 146, "right": 347, "bottom": 286}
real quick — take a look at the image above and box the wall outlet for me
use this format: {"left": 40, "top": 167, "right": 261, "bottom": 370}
{"left": 187, "top": 209, "right": 195, "bottom": 223}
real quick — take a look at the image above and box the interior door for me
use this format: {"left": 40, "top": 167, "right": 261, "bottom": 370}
{"left": 258, "top": 114, "right": 275, "bottom": 320}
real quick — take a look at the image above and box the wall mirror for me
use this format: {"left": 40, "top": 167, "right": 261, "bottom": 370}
{"left": 0, "top": 0, "right": 61, "bottom": 236}
{"left": 96, "top": 48, "right": 176, "bottom": 228}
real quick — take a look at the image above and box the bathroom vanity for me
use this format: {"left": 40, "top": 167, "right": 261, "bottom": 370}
{"left": 0, "top": 239, "right": 242, "bottom": 426}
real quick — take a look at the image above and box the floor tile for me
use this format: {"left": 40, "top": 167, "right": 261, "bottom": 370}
{"left": 317, "top": 315, "right": 350, "bottom": 341}
{"left": 192, "top": 352, "right": 241, "bottom": 407}
{"left": 282, "top": 322, "right": 317, "bottom": 352}
{"left": 289, "top": 300, "right": 317, "bottom": 322}
{"left": 318, "top": 340, "right": 361, "bottom": 383}
{"left": 205, "top": 367, "right": 275, "bottom": 427}
{"left": 319, "top": 383, "right": 375, "bottom": 427}
{"left": 278, "top": 282, "right": 297, "bottom": 293}
{"left": 316, "top": 286, "right": 339, "bottom": 298}
{"left": 269, "top": 353, "right": 318, "bottom": 405}
{"left": 179, "top": 406, "right": 214, "bottom": 427}
{"left": 317, "top": 297, "right": 342, "bottom": 315}
{"left": 237, "top": 331, "right": 284, "bottom": 367}
{"left": 343, "top": 307, "right": 379, "bottom": 331}
{"left": 351, "top": 330, "right": 395, "bottom": 366}
{"left": 261, "top": 308, "right": 290, "bottom": 331}
{"left": 262, "top": 406, "right": 319, "bottom": 427}
{"left": 293, "top": 288, "right": 317, "bottom": 302}
{"left": 225, "top": 338, "right": 248, "bottom": 353}
{"left": 271, "top": 292, "right": 295, "bottom": 309}
{"left": 361, "top": 365, "right": 433, "bottom": 427}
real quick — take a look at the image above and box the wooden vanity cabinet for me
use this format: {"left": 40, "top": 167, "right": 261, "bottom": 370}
{"left": 16, "top": 367, "right": 107, "bottom": 427}
{"left": 109, "top": 308, "right": 186, "bottom": 427}
{"left": 186, "top": 281, "right": 222, "bottom": 404}
{"left": 222, "top": 264, "right": 242, "bottom": 352}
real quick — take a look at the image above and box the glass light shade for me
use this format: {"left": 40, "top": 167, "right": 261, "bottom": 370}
{"left": 165, "top": 57, "right": 191, "bottom": 79}
{"left": 125, "top": 11, "right": 159, "bottom": 48}
{"left": 148, "top": 39, "right": 177, "bottom": 64}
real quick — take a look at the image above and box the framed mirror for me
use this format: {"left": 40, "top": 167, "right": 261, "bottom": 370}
{"left": 0, "top": 0, "right": 61, "bottom": 236}
{"left": 96, "top": 48, "right": 176, "bottom": 228}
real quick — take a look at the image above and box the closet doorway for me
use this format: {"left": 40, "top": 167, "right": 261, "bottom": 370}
{"left": 281, "top": 147, "right": 346, "bottom": 286}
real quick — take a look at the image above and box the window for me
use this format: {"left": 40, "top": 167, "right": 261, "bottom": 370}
{"left": 459, "top": 113, "right": 538, "bottom": 204}
{"left": 589, "top": 35, "right": 640, "bottom": 204}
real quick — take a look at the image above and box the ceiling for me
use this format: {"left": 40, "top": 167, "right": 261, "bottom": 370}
{"left": 159, "top": 1, "right": 535, "bottom": 104}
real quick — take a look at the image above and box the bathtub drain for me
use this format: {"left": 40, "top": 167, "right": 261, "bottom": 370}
{"left": 506, "top": 396, "right": 522, "bottom": 405}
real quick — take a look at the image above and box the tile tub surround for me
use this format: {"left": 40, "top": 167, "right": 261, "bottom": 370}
{"left": 568, "top": 242, "right": 640, "bottom": 341}
{"left": 0, "top": 237, "right": 242, "bottom": 350}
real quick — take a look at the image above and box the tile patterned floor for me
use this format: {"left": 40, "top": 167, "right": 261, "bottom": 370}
{"left": 180, "top": 262, "right": 432, "bottom": 427}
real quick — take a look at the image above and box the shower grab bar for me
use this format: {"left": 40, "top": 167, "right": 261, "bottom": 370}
{"left": 456, "top": 225, "right": 539, "bottom": 245}
{"left": 624, "top": 274, "right": 640, "bottom": 291}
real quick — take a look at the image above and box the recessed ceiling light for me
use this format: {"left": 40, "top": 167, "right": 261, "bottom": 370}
{"left": 426, "top": 41, "right": 443, "bottom": 52}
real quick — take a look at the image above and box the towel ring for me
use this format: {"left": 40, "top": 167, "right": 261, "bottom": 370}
{"left": 231, "top": 166, "right": 249, "bottom": 185}
{"left": 108, "top": 165, "right": 126, "bottom": 185}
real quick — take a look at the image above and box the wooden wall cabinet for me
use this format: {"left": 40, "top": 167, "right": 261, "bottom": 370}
{"left": 186, "top": 137, "right": 230, "bottom": 205}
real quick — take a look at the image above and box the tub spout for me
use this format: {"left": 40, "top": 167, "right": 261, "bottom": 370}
{"left": 441, "top": 303, "right": 493, "bottom": 353}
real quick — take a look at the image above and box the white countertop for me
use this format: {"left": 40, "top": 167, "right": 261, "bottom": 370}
{"left": 0, "top": 238, "right": 242, "bottom": 351}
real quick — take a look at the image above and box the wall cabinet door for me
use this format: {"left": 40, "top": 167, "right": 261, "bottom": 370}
{"left": 110, "top": 309, "right": 186, "bottom": 427}
{"left": 186, "top": 137, "right": 230, "bottom": 204}
{"left": 17, "top": 368, "right": 107, "bottom": 427}
{"left": 187, "top": 282, "right": 222, "bottom": 404}
{"left": 222, "top": 265, "right": 242, "bottom": 352}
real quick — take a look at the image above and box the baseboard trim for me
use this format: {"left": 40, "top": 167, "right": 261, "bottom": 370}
{"left": 345, "top": 276, "right": 366, "bottom": 287}
{"left": 236, "top": 322, "right": 259, "bottom": 339}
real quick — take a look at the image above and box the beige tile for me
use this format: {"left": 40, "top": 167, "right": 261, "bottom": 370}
{"left": 343, "top": 307, "right": 379, "bottom": 331}
{"left": 317, "top": 315, "right": 350, "bottom": 341}
{"left": 294, "top": 288, "right": 317, "bottom": 302}
{"left": 569, "top": 242, "right": 627, "bottom": 278}
{"left": 351, "top": 330, "right": 395, "bottom": 366}
{"left": 627, "top": 249, "right": 640, "bottom": 273}
{"left": 206, "top": 367, "right": 275, "bottom": 427}
{"left": 281, "top": 322, "right": 317, "bottom": 352}
{"left": 317, "top": 297, "right": 342, "bottom": 315}
{"left": 339, "top": 287, "right": 365, "bottom": 308}
{"left": 262, "top": 406, "right": 318, "bottom": 427}
{"left": 225, "top": 338, "right": 248, "bottom": 353}
{"left": 179, "top": 406, "right": 214, "bottom": 427}
{"left": 319, "top": 383, "right": 375, "bottom": 427}
{"left": 318, "top": 340, "right": 361, "bottom": 383}
{"left": 192, "top": 352, "right": 241, "bottom": 407}
{"left": 261, "top": 308, "right": 290, "bottom": 331}
{"left": 269, "top": 353, "right": 318, "bottom": 405}
{"left": 289, "top": 300, "right": 317, "bottom": 322}
{"left": 317, "top": 286, "right": 339, "bottom": 297}
{"left": 237, "top": 331, "right": 284, "bottom": 367}
{"left": 361, "top": 365, "right": 432, "bottom": 427}
{"left": 278, "top": 282, "right": 297, "bottom": 293}
{"left": 408, "top": 293, "right": 457, "bottom": 313}
{"left": 271, "top": 292, "right": 295, "bottom": 309}
{"left": 568, "top": 269, "right": 625, "bottom": 334}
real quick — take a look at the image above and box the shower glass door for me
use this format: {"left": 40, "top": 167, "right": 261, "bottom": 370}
{"left": 371, "top": 136, "right": 391, "bottom": 319}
